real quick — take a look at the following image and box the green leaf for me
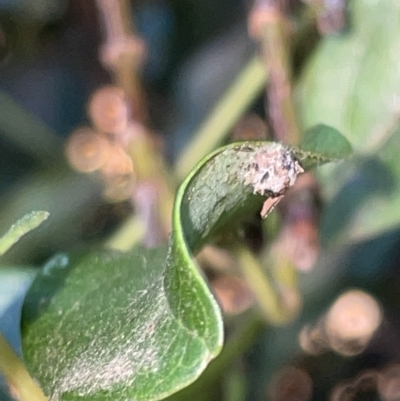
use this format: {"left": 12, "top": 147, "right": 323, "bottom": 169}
{"left": 298, "top": 0, "right": 400, "bottom": 150}
{"left": 292, "top": 124, "right": 352, "bottom": 170}
{"left": 297, "top": 0, "right": 400, "bottom": 242}
{"left": 23, "top": 248, "right": 219, "bottom": 401}
{"left": 299, "top": 124, "right": 352, "bottom": 160}
{"left": 21, "top": 139, "right": 347, "bottom": 401}
{"left": 320, "top": 130, "right": 400, "bottom": 244}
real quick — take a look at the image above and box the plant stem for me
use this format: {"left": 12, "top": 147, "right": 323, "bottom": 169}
{"left": 0, "top": 211, "right": 49, "bottom": 256}
{"left": 95, "top": 0, "right": 147, "bottom": 123}
{"left": 303, "top": 0, "right": 347, "bottom": 34}
{"left": 175, "top": 55, "right": 267, "bottom": 180}
{"left": 104, "top": 214, "right": 145, "bottom": 250}
{"left": 0, "top": 334, "right": 48, "bottom": 401}
{"left": 235, "top": 243, "right": 293, "bottom": 324}
{"left": 0, "top": 91, "right": 62, "bottom": 167}
{"left": 95, "top": 0, "right": 176, "bottom": 248}
{"left": 249, "top": 1, "right": 322, "bottom": 278}
{"left": 249, "top": 0, "right": 300, "bottom": 145}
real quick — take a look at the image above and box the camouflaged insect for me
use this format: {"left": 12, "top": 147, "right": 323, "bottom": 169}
{"left": 244, "top": 143, "right": 304, "bottom": 196}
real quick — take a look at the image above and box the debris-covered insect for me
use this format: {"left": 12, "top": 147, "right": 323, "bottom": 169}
{"left": 244, "top": 143, "right": 304, "bottom": 217}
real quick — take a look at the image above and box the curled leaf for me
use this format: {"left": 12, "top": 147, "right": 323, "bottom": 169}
{"left": 21, "top": 136, "right": 348, "bottom": 401}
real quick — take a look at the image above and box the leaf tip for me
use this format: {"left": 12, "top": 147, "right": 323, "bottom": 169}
{"left": 301, "top": 124, "right": 353, "bottom": 159}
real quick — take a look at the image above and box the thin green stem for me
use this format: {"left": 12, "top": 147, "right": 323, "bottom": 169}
{"left": 0, "top": 334, "right": 48, "bottom": 401}
{"left": 234, "top": 243, "right": 286, "bottom": 324}
{"left": 0, "top": 211, "right": 49, "bottom": 256}
{"left": 104, "top": 214, "right": 145, "bottom": 250}
{"left": 175, "top": 55, "right": 267, "bottom": 180}
{"left": 0, "top": 91, "right": 62, "bottom": 167}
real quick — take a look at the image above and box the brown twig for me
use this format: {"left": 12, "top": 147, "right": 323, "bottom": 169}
{"left": 245, "top": 1, "right": 324, "bottom": 325}
{"left": 0, "top": 334, "right": 48, "bottom": 401}
{"left": 248, "top": 0, "right": 300, "bottom": 145}
{"left": 93, "top": 0, "right": 175, "bottom": 247}
{"left": 95, "top": 0, "right": 147, "bottom": 123}
{"left": 248, "top": 0, "right": 323, "bottom": 269}
{"left": 303, "top": 0, "right": 347, "bottom": 35}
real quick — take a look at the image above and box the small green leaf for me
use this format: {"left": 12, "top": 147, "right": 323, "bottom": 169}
{"left": 21, "top": 138, "right": 348, "bottom": 401}
{"left": 300, "top": 124, "right": 352, "bottom": 160}
{"left": 292, "top": 124, "right": 352, "bottom": 171}
{"left": 0, "top": 211, "right": 49, "bottom": 256}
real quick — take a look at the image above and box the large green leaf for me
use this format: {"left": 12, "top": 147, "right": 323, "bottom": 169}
{"left": 21, "top": 134, "right": 349, "bottom": 401}
{"left": 297, "top": 0, "right": 400, "bottom": 242}
{"left": 298, "top": 0, "right": 400, "bottom": 148}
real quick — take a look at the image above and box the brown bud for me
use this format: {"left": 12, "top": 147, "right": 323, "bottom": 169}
{"left": 212, "top": 275, "right": 254, "bottom": 315}
{"left": 65, "top": 127, "right": 110, "bottom": 172}
{"left": 267, "top": 366, "right": 313, "bottom": 401}
{"left": 324, "top": 290, "right": 383, "bottom": 356}
{"left": 298, "top": 324, "right": 327, "bottom": 355}
{"left": 88, "top": 86, "right": 129, "bottom": 135}
{"left": 103, "top": 174, "right": 135, "bottom": 202}
{"left": 100, "top": 142, "right": 134, "bottom": 178}
{"left": 99, "top": 35, "right": 146, "bottom": 71}
{"left": 248, "top": 2, "right": 280, "bottom": 41}
{"left": 377, "top": 365, "right": 400, "bottom": 401}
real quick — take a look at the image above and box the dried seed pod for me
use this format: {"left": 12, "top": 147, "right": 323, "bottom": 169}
{"left": 65, "top": 127, "right": 110, "bottom": 172}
